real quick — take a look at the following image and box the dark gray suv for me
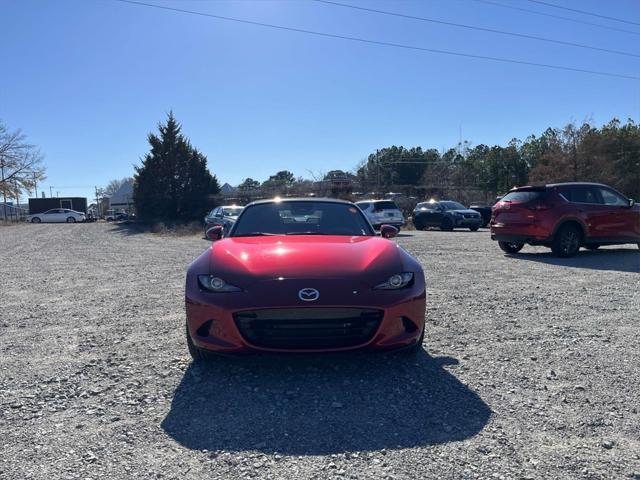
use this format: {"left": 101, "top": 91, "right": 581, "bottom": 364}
{"left": 412, "top": 200, "right": 483, "bottom": 231}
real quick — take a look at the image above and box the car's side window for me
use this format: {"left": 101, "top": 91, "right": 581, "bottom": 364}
{"left": 358, "top": 203, "right": 370, "bottom": 211}
{"left": 598, "top": 188, "right": 628, "bottom": 206}
{"left": 568, "top": 186, "right": 601, "bottom": 204}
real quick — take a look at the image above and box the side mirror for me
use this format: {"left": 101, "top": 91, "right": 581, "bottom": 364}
{"left": 629, "top": 198, "right": 635, "bottom": 208}
{"left": 206, "top": 225, "right": 224, "bottom": 241}
{"left": 380, "top": 224, "right": 398, "bottom": 239}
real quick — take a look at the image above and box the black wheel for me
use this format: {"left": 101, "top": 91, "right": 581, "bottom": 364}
{"left": 440, "top": 217, "right": 454, "bottom": 231}
{"left": 469, "top": 226, "right": 479, "bottom": 232}
{"left": 551, "top": 224, "right": 581, "bottom": 257}
{"left": 498, "top": 241, "right": 524, "bottom": 254}
{"left": 585, "top": 244, "right": 600, "bottom": 250}
{"left": 186, "top": 323, "right": 210, "bottom": 362}
{"left": 31, "top": 217, "right": 41, "bottom": 223}
{"left": 66, "top": 217, "right": 76, "bottom": 223}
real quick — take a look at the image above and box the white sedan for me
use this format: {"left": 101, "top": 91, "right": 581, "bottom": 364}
{"left": 27, "top": 209, "right": 86, "bottom": 223}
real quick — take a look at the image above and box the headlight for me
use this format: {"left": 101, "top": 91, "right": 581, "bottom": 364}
{"left": 197, "top": 275, "right": 242, "bottom": 292}
{"left": 374, "top": 272, "right": 414, "bottom": 290}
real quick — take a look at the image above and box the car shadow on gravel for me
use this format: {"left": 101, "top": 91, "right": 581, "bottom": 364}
{"left": 161, "top": 351, "right": 491, "bottom": 455}
{"left": 511, "top": 248, "right": 639, "bottom": 273}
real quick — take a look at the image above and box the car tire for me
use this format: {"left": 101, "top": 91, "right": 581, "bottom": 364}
{"left": 186, "top": 323, "right": 210, "bottom": 362}
{"left": 31, "top": 217, "right": 41, "bottom": 223}
{"left": 469, "top": 226, "right": 479, "bottom": 232}
{"left": 551, "top": 224, "right": 582, "bottom": 257}
{"left": 66, "top": 217, "right": 76, "bottom": 223}
{"left": 498, "top": 241, "right": 524, "bottom": 254}
{"left": 440, "top": 218, "right": 454, "bottom": 231}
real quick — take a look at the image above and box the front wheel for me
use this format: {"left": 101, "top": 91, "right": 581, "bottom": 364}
{"left": 31, "top": 217, "right": 41, "bottom": 223}
{"left": 440, "top": 218, "right": 453, "bottom": 231}
{"left": 469, "top": 226, "right": 479, "bottom": 232}
{"left": 66, "top": 217, "right": 76, "bottom": 223}
{"left": 186, "top": 323, "right": 210, "bottom": 362}
{"left": 499, "top": 241, "right": 524, "bottom": 254}
{"left": 551, "top": 224, "right": 581, "bottom": 257}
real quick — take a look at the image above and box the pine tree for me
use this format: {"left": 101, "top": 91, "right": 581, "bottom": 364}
{"left": 133, "top": 112, "right": 220, "bottom": 221}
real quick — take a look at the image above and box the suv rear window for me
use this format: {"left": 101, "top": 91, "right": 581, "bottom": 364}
{"left": 500, "top": 190, "right": 546, "bottom": 203}
{"left": 373, "top": 201, "right": 399, "bottom": 210}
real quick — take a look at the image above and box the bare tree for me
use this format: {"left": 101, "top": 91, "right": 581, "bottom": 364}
{"left": 0, "top": 121, "right": 46, "bottom": 217}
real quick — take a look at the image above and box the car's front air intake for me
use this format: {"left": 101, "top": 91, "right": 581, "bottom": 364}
{"left": 233, "top": 308, "right": 383, "bottom": 349}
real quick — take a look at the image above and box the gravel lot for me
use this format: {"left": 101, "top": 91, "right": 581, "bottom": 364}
{"left": 1, "top": 223, "right": 639, "bottom": 480}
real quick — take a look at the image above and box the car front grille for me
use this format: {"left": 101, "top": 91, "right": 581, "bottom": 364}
{"left": 233, "top": 308, "right": 383, "bottom": 349}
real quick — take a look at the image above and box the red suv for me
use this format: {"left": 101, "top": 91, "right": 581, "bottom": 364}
{"left": 491, "top": 182, "right": 640, "bottom": 257}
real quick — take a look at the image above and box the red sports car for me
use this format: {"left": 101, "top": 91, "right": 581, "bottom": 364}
{"left": 185, "top": 198, "right": 426, "bottom": 359}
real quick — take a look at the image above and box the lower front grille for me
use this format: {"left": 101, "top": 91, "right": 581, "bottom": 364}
{"left": 233, "top": 308, "right": 383, "bottom": 349}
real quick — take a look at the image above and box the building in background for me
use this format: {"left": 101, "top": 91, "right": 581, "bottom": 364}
{"left": 28, "top": 197, "right": 88, "bottom": 215}
{"left": 108, "top": 179, "right": 134, "bottom": 213}
{"left": 220, "top": 182, "right": 236, "bottom": 197}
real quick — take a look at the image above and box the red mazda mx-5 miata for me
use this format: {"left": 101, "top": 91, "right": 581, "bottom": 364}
{"left": 185, "top": 198, "right": 426, "bottom": 359}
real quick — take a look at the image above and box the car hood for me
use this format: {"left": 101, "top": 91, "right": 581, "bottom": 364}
{"left": 207, "top": 235, "right": 406, "bottom": 284}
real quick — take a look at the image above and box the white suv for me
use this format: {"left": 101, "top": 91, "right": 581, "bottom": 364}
{"left": 355, "top": 200, "right": 406, "bottom": 230}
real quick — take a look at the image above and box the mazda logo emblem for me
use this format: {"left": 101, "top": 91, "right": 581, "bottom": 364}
{"left": 298, "top": 288, "right": 320, "bottom": 302}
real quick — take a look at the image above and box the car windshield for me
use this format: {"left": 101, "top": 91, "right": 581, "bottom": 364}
{"left": 440, "top": 201, "right": 466, "bottom": 210}
{"left": 222, "top": 207, "right": 243, "bottom": 216}
{"left": 231, "top": 201, "right": 374, "bottom": 236}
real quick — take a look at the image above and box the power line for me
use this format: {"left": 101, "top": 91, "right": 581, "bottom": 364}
{"left": 467, "top": 0, "right": 640, "bottom": 37}
{"left": 113, "top": 0, "right": 639, "bottom": 81}
{"left": 525, "top": 0, "right": 640, "bottom": 27}
{"left": 312, "top": 0, "right": 640, "bottom": 59}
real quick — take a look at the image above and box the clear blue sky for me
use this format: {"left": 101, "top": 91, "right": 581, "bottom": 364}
{"left": 1, "top": 0, "right": 639, "bottom": 202}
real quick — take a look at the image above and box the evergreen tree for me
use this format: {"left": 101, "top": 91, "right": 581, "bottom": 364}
{"left": 133, "top": 112, "right": 220, "bottom": 221}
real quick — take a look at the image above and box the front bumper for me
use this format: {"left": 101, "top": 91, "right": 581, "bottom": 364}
{"left": 452, "top": 216, "right": 482, "bottom": 227}
{"left": 186, "top": 279, "right": 426, "bottom": 354}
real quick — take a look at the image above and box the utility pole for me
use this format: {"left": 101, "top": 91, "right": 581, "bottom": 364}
{"left": 33, "top": 172, "right": 38, "bottom": 198}
{"left": 14, "top": 178, "right": 20, "bottom": 221}
{"left": 1, "top": 161, "right": 7, "bottom": 221}
{"left": 49, "top": 186, "right": 53, "bottom": 198}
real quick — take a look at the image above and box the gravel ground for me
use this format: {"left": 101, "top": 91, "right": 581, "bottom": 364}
{"left": 1, "top": 223, "right": 639, "bottom": 480}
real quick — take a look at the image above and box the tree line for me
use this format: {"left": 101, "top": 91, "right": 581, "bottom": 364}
{"left": 356, "top": 118, "right": 640, "bottom": 201}
{"left": 133, "top": 115, "right": 639, "bottom": 222}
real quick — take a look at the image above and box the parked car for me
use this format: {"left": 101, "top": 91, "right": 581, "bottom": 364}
{"left": 204, "top": 205, "right": 244, "bottom": 234}
{"left": 412, "top": 200, "right": 483, "bottom": 231}
{"left": 26, "top": 208, "right": 86, "bottom": 223}
{"left": 185, "top": 198, "right": 426, "bottom": 359}
{"left": 105, "top": 212, "right": 133, "bottom": 222}
{"left": 490, "top": 182, "right": 640, "bottom": 257}
{"left": 355, "top": 200, "right": 405, "bottom": 230}
{"left": 469, "top": 203, "right": 493, "bottom": 227}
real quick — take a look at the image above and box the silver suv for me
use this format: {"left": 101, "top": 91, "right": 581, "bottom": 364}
{"left": 355, "top": 200, "right": 405, "bottom": 230}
